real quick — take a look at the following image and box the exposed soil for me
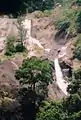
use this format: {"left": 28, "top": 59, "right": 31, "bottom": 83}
{"left": 0, "top": 60, "right": 19, "bottom": 91}
{"left": 31, "top": 15, "right": 73, "bottom": 61}
{"left": 48, "top": 83, "right": 66, "bottom": 101}
{"left": 0, "top": 7, "right": 75, "bottom": 100}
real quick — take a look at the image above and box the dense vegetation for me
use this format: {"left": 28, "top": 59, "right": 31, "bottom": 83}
{"left": 1, "top": 0, "right": 81, "bottom": 120}
{"left": 74, "top": 35, "right": 81, "bottom": 60}
{"left": 15, "top": 57, "right": 54, "bottom": 96}
{"left": 1, "top": 66, "right": 81, "bottom": 120}
{"left": 0, "top": 0, "right": 54, "bottom": 17}
{"left": 36, "top": 69, "right": 81, "bottom": 120}
{"left": 5, "top": 36, "right": 25, "bottom": 56}
{"left": 0, "top": 57, "right": 54, "bottom": 120}
{"left": 76, "top": 11, "right": 81, "bottom": 33}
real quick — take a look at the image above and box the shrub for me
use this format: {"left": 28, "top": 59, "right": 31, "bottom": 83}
{"left": 74, "top": 35, "right": 81, "bottom": 60}
{"left": 5, "top": 36, "right": 15, "bottom": 56}
{"left": 74, "top": 44, "right": 81, "bottom": 60}
{"left": 76, "top": 0, "right": 81, "bottom": 6}
{"left": 56, "top": 20, "right": 70, "bottom": 31}
{"left": 15, "top": 43, "right": 25, "bottom": 52}
{"left": 5, "top": 36, "right": 26, "bottom": 56}
{"left": 76, "top": 11, "right": 81, "bottom": 33}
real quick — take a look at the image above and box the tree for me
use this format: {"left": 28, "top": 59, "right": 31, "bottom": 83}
{"left": 74, "top": 35, "right": 81, "bottom": 60}
{"left": 69, "top": 111, "right": 81, "bottom": 120}
{"left": 57, "top": 20, "right": 70, "bottom": 31}
{"left": 15, "top": 57, "right": 54, "bottom": 94}
{"left": 36, "top": 101, "right": 68, "bottom": 120}
{"left": 63, "top": 69, "right": 81, "bottom": 115}
{"left": 5, "top": 36, "right": 16, "bottom": 56}
{"left": 67, "top": 69, "right": 81, "bottom": 94}
{"left": 0, "top": 89, "right": 22, "bottom": 120}
{"left": 15, "top": 16, "right": 26, "bottom": 52}
{"left": 76, "top": 11, "right": 81, "bottom": 33}
{"left": 17, "top": 16, "right": 26, "bottom": 45}
{"left": 74, "top": 44, "right": 81, "bottom": 60}
{"left": 76, "top": 0, "right": 81, "bottom": 6}
{"left": 18, "top": 87, "right": 37, "bottom": 120}
{"left": 0, "top": 0, "right": 54, "bottom": 17}
{"left": 63, "top": 94, "right": 81, "bottom": 114}
{"left": 15, "top": 57, "right": 54, "bottom": 120}
{"left": 35, "top": 67, "right": 81, "bottom": 120}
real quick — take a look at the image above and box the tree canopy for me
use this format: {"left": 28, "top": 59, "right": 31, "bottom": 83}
{"left": 0, "top": 0, "right": 54, "bottom": 17}
{"left": 36, "top": 68, "right": 81, "bottom": 120}
{"left": 15, "top": 57, "right": 54, "bottom": 95}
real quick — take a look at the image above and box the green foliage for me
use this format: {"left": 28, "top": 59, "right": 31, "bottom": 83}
{"left": 36, "top": 101, "right": 68, "bottom": 120}
{"left": 15, "top": 43, "right": 25, "bottom": 52}
{"left": 36, "top": 67, "right": 81, "bottom": 120}
{"left": 5, "top": 36, "right": 25, "bottom": 56}
{"left": 74, "top": 35, "right": 81, "bottom": 60}
{"left": 5, "top": 17, "right": 26, "bottom": 56}
{"left": 74, "top": 44, "right": 81, "bottom": 60}
{"left": 68, "top": 78, "right": 81, "bottom": 94}
{"left": 70, "top": 111, "right": 81, "bottom": 120}
{"left": 65, "top": 68, "right": 81, "bottom": 115}
{"left": 0, "top": 0, "right": 54, "bottom": 17}
{"left": 15, "top": 58, "right": 54, "bottom": 119}
{"left": 55, "top": 20, "right": 70, "bottom": 31}
{"left": 76, "top": 0, "right": 81, "bottom": 6}
{"left": 64, "top": 94, "right": 81, "bottom": 114}
{"left": 0, "top": 89, "right": 22, "bottom": 120}
{"left": 73, "top": 68, "right": 81, "bottom": 79}
{"left": 67, "top": 69, "right": 81, "bottom": 94}
{"left": 15, "top": 57, "right": 53, "bottom": 95}
{"left": 55, "top": 0, "right": 67, "bottom": 5}
{"left": 34, "top": 10, "right": 53, "bottom": 18}
{"left": 54, "top": 1, "right": 79, "bottom": 35}
{"left": 76, "top": 11, "right": 81, "bottom": 33}
{"left": 5, "top": 36, "right": 16, "bottom": 56}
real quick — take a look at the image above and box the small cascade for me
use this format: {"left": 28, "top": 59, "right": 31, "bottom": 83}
{"left": 22, "top": 19, "right": 32, "bottom": 37}
{"left": 22, "top": 18, "right": 50, "bottom": 57}
{"left": 54, "top": 58, "right": 68, "bottom": 95}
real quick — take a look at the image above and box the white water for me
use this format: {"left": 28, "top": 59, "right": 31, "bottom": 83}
{"left": 22, "top": 18, "right": 50, "bottom": 57}
{"left": 11, "top": 61, "right": 18, "bottom": 69}
{"left": 23, "top": 18, "right": 68, "bottom": 95}
{"left": 23, "top": 19, "right": 32, "bottom": 37}
{"left": 54, "top": 58, "right": 68, "bottom": 95}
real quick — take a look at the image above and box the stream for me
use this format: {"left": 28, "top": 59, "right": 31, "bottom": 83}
{"left": 23, "top": 18, "right": 68, "bottom": 95}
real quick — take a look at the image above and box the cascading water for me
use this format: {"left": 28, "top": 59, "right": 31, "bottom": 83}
{"left": 54, "top": 58, "right": 68, "bottom": 95}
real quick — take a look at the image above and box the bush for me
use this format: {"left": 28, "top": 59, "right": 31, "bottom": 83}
{"left": 76, "top": 11, "right": 81, "bottom": 33}
{"left": 5, "top": 36, "right": 25, "bottom": 56}
{"left": 5, "top": 36, "right": 15, "bottom": 56}
{"left": 74, "top": 44, "right": 81, "bottom": 60}
{"left": 15, "top": 43, "right": 25, "bottom": 52}
{"left": 74, "top": 35, "right": 81, "bottom": 60}
{"left": 76, "top": 0, "right": 81, "bottom": 6}
{"left": 56, "top": 20, "right": 70, "bottom": 31}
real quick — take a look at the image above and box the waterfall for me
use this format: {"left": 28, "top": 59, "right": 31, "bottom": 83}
{"left": 54, "top": 58, "right": 68, "bottom": 95}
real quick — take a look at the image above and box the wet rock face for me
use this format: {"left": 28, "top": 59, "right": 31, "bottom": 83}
{"left": 59, "top": 61, "right": 72, "bottom": 78}
{"left": 54, "top": 30, "right": 68, "bottom": 45}
{"left": 62, "top": 69, "right": 71, "bottom": 78}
